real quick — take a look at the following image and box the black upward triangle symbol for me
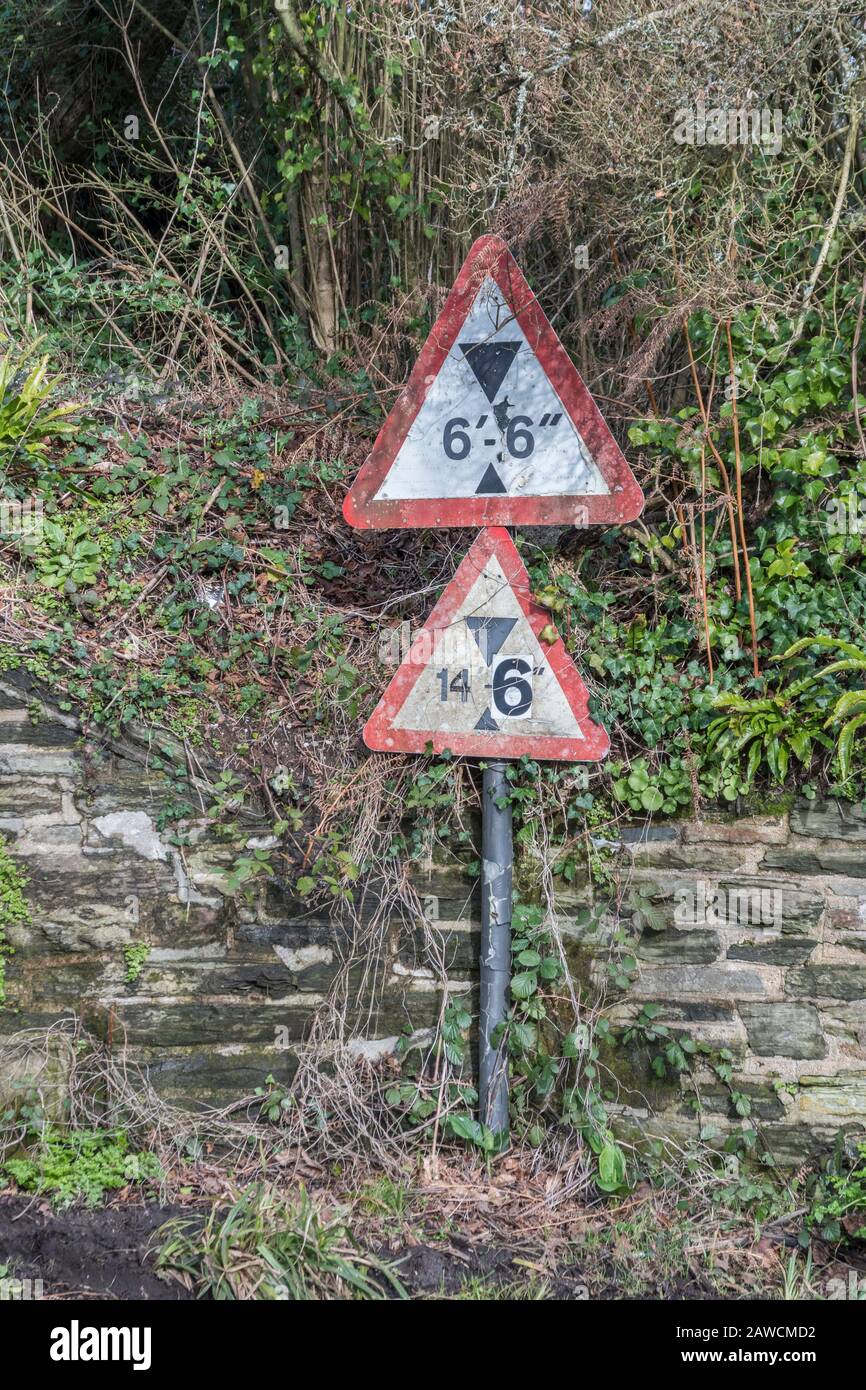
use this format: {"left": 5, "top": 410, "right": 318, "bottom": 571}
{"left": 475, "top": 463, "right": 506, "bottom": 494}
{"left": 459, "top": 340, "right": 520, "bottom": 402}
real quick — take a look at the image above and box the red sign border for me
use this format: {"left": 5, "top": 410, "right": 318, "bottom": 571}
{"left": 343, "top": 234, "right": 644, "bottom": 529}
{"left": 363, "top": 528, "right": 610, "bottom": 761}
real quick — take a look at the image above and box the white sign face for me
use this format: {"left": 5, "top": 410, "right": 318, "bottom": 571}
{"left": 392, "top": 553, "right": 584, "bottom": 739}
{"left": 374, "top": 277, "right": 610, "bottom": 502}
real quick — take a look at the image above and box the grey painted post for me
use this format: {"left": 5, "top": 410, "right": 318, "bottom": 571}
{"left": 480, "top": 758, "right": 512, "bottom": 1136}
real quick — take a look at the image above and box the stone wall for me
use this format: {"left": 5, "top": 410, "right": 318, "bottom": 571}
{"left": 604, "top": 807, "right": 866, "bottom": 1162}
{"left": 0, "top": 674, "right": 469, "bottom": 1106}
{"left": 2, "top": 672, "right": 866, "bottom": 1161}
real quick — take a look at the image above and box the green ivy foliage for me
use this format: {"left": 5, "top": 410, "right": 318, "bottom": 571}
{"left": 527, "top": 270, "right": 866, "bottom": 810}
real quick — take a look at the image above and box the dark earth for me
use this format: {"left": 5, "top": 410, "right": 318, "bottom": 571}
{"left": 0, "top": 1196, "right": 193, "bottom": 1300}
{"left": 0, "top": 1194, "right": 600, "bottom": 1300}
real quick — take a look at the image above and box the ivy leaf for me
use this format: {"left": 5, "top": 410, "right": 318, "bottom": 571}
{"left": 640, "top": 785, "right": 665, "bottom": 812}
{"left": 563, "top": 1025, "right": 589, "bottom": 1057}
{"left": 511, "top": 1021, "right": 536, "bottom": 1051}
{"left": 627, "top": 765, "right": 650, "bottom": 792}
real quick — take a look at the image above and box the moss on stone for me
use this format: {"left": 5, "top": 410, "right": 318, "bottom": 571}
{"left": 596, "top": 1033, "right": 679, "bottom": 1112}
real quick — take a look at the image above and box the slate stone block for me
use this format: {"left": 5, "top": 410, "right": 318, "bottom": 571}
{"left": 788, "top": 966, "right": 866, "bottom": 1002}
{"left": 634, "top": 964, "right": 768, "bottom": 998}
{"left": 740, "top": 1002, "right": 827, "bottom": 1059}
{"left": 717, "top": 879, "right": 823, "bottom": 932}
{"left": 727, "top": 937, "right": 817, "bottom": 966}
{"left": 790, "top": 800, "right": 866, "bottom": 841}
{"left": 636, "top": 928, "right": 720, "bottom": 964}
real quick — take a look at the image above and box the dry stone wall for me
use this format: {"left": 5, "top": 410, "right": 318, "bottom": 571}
{"left": 2, "top": 672, "right": 866, "bottom": 1161}
{"left": 604, "top": 808, "right": 866, "bottom": 1161}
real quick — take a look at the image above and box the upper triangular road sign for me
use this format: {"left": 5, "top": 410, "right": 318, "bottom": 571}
{"left": 364, "top": 528, "right": 610, "bottom": 761}
{"left": 344, "top": 235, "right": 644, "bottom": 529}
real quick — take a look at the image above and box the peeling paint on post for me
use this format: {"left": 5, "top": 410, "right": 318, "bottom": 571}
{"left": 480, "top": 760, "right": 513, "bottom": 1137}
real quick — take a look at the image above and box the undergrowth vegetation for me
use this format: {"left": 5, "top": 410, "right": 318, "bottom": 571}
{"left": 155, "top": 1186, "right": 407, "bottom": 1300}
{"left": 1, "top": 1124, "right": 162, "bottom": 1208}
{"left": 1, "top": 1021, "right": 865, "bottom": 1299}
{"left": 0, "top": 838, "right": 29, "bottom": 1006}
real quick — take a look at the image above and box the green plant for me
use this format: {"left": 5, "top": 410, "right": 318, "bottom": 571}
{"left": 122, "top": 943, "right": 150, "bottom": 985}
{"left": 708, "top": 634, "right": 866, "bottom": 793}
{"left": 357, "top": 1177, "right": 408, "bottom": 1220}
{"left": 505, "top": 902, "right": 572, "bottom": 1115}
{"left": 610, "top": 756, "right": 692, "bottom": 815}
{"left": 295, "top": 830, "right": 360, "bottom": 904}
{"left": 388, "top": 1001, "right": 480, "bottom": 1139}
{"left": 222, "top": 847, "right": 274, "bottom": 896}
{"left": 804, "top": 1140, "right": 866, "bottom": 1245}
{"left": 0, "top": 838, "right": 29, "bottom": 1005}
{"left": 27, "top": 518, "right": 102, "bottom": 591}
{"left": 706, "top": 688, "right": 825, "bottom": 798}
{"left": 254, "top": 1074, "right": 294, "bottom": 1124}
{"left": 155, "top": 1185, "right": 406, "bottom": 1300}
{"left": 778, "top": 636, "right": 866, "bottom": 781}
{"left": 620, "top": 1002, "right": 761, "bottom": 1149}
{"left": 782, "top": 1247, "right": 815, "bottom": 1301}
{"left": 0, "top": 340, "right": 77, "bottom": 463}
{"left": 409, "top": 898, "right": 631, "bottom": 1192}
{"left": 1, "top": 1127, "right": 162, "bottom": 1207}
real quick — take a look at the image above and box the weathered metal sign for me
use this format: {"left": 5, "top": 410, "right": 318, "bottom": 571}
{"left": 364, "top": 527, "right": 609, "bottom": 761}
{"left": 343, "top": 234, "right": 643, "bottom": 529}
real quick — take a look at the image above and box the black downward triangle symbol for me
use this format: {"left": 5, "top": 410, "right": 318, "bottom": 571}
{"left": 459, "top": 340, "right": 520, "bottom": 402}
{"left": 466, "top": 617, "right": 517, "bottom": 665}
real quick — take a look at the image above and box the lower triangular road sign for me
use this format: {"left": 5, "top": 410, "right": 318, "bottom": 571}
{"left": 364, "top": 528, "right": 610, "bottom": 761}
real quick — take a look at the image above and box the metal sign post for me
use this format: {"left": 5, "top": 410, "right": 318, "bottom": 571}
{"left": 480, "top": 759, "right": 512, "bottom": 1136}
{"left": 362, "top": 528, "right": 610, "bottom": 1142}
{"left": 342, "top": 233, "right": 644, "bottom": 1138}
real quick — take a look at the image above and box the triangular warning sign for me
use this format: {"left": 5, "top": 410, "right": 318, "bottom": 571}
{"left": 364, "top": 528, "right": 610, "bottom": 761}
{"left": 344, "top": 235, "right": 643, "bottom": 530}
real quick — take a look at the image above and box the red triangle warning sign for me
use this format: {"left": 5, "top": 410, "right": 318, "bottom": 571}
{"left": 364, "top": 528, "right": 609, "bottom": 761}
{"left": 344, "top": 235, "right": 643, "bottom": 530}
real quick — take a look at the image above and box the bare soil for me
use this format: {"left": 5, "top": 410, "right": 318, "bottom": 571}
{"left": 0, "top": 1195, "right": 193, "bottom": 1300}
